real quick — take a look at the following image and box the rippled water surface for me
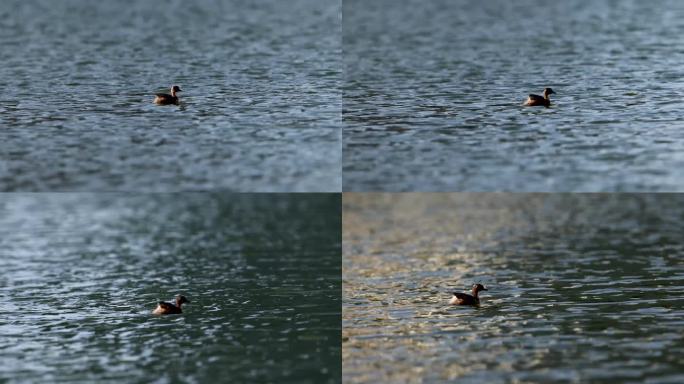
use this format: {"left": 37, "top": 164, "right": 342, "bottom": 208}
{"left": 343, "top": 194, "right": 684, "bottom": 383}
{"left": 0, "top": 0, "right": 341, "bottom": 191}
{"left": 0, "top": 194, "right": 340, "bottom": 383}
{"left": 344, "top": 0, "right": 684, "bottom": 191}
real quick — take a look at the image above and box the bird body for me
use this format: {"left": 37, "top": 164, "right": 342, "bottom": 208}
{"left": 449, "top": 284, "right": 488, "bottom": 306}
{"left": 154, "top": 85, "right": 182, "bottom": 105}
{"left": 153, "top": 295, "right": 190, "bottom": 315}
{"left": 524, "top": 87, "right": 555, "bottom": 107}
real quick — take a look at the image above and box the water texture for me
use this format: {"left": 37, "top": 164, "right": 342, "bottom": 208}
{"left": 0, "top": 0, "right": 341, "bottom": 192}
{"left": 343, "top": 194, "right": 684, "bottom": 383}
{"left": 344, "top": 0, "right": 684, "bottom": 191}
{"left": 0, "top": 194, "right": 341, "bottom": 383}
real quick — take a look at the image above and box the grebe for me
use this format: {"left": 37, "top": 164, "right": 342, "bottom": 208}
{"left": 152, "top": 295, "right": 190, "bottom": 315}
{"left": 524, "top": 87, "right": 555, "bottom": 107}
{"left": 154, "top": 85, "right": 182, "bottom": 105}
{"left": 449, "top": 284, "right": 488, "bottom": 306}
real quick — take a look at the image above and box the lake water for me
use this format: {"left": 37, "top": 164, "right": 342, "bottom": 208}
{"left": 0, "top": 194, "right": 341, "bottom": 383}
{"left": 343, "top": 0, "right": 684, "bottom": 192}
{"left": 343, "top": 194, "right": 684, "bottom": 383}
{"left": 0, "top": 0, "right": 341, "bottom": 192}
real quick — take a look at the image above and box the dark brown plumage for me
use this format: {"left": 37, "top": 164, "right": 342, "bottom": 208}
{"left": 152, "top": 295, "right": 190, "bottom": 315}
{"left": 449, "top": 284, "right": 488, "bottom": 306}
{"left": 154, "top": 85, "right": 182, "bottom": 105}
{"left": 524, "top": 87, "right": 555, "bottom": 107}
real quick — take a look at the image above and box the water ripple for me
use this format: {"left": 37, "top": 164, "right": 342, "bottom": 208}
{"left": 343, "top": 0, "right": 684, "bottom": 191}
{"left": 0, "top": 0, "right": 341, "bottom": 192}
{"left": 343, "top": 194, "right": 684, "bottom": 383}
{"left": 0, "top": 194, "right": 341, "bottom": 383}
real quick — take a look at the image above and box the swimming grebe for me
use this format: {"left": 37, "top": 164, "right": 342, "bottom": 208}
{"left": 152, "top": 295, "right": 190, "bottom": 315}
{"left": 524, "top": 87, "right": 555, "bottom": 107}
{"left": 449, "top": 284, "right": 488, "bottom": 306}
{"left": 153, "top": 85, "right": 182, "bottom": 105}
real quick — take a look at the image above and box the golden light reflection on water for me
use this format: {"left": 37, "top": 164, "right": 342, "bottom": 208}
{"left": 343, "top": 193, "right": 684, "bottom": 383}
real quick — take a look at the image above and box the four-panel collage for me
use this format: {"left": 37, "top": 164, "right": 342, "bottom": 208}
{"left": 2, "top": 1, "right": 684, "bottom": 383}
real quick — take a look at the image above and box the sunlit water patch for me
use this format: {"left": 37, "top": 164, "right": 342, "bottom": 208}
{"left": 343, "top": 194, "right": 684, "bottom": 383}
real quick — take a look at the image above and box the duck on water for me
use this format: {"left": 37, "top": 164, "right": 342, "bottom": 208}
{"left": 154, "top": 85, "right": 182, "bottom": 105}
{"left": 153, "top": 295, "right": 190, "bottom": 315}
{"left": 524, "top": 87, "right": 555, "bottom": 107}
{"left": 449, "top": 284, "right": 488, "bottom": 306}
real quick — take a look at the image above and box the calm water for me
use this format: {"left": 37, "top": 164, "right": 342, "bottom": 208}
{"left": 344, "top": 0, "right": 684, "bottom": 192}
{"left": 343, "top": 194, "right": 684, "bottom": 383}
{"left": 0, "top": 0, "right": 341, "bottom": 192}
{"left": 0, "top": 194, "right": 341, "bottom": 383}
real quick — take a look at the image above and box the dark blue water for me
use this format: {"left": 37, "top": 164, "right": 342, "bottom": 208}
{"left": 0, "top": 194, "right": 341, "bottom": 383}
{"left": 343, "top": 0, "right": 684, "bottom": 191}
{"left": 0, "top": 0, "right": 341, "bottom": 191}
